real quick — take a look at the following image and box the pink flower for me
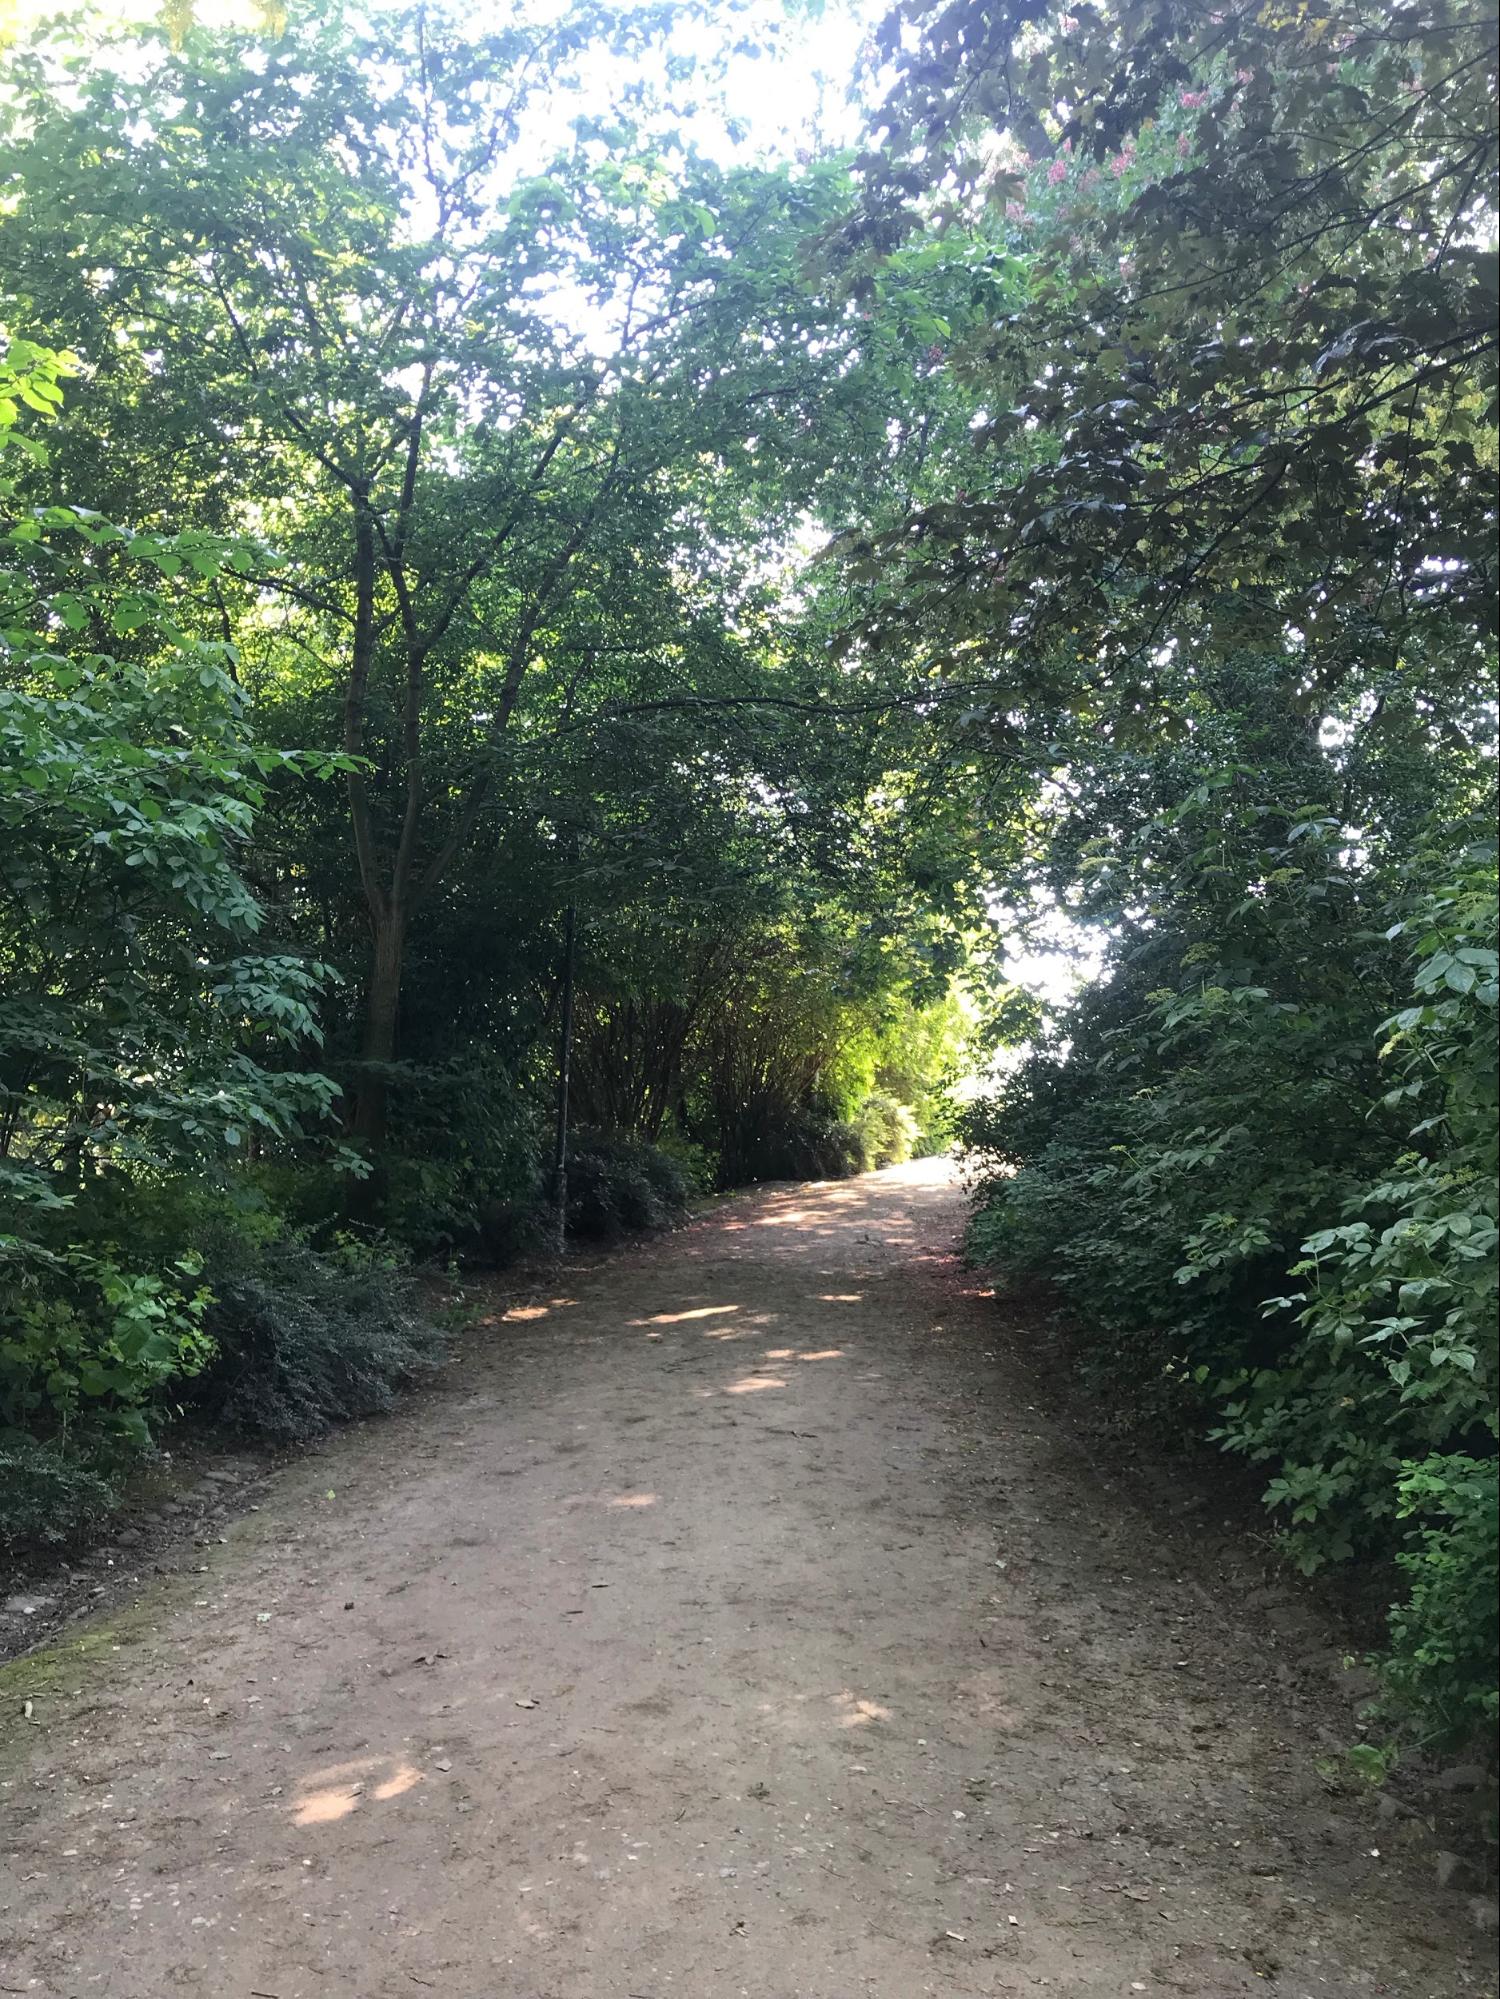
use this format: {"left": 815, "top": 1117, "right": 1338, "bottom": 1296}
{"left": 1177, "top": 129, "right": 1192, "bottom": 158}
{"left": 1048, "top": 157, "right": 1069, "bottom": 185}
{"left": 1109, "top": 148, "right": 1134, "bottom": 177}
{"left": 1005, "top": 199, "right": 1030, "bottom": 222}
{"left": 1179, "top": 89, "right": 1209, "bottom": 108}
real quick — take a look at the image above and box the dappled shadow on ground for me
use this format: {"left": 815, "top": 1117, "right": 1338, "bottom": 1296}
{"left": 4, "top": 1155, "right": 1480, "bottom": 1999}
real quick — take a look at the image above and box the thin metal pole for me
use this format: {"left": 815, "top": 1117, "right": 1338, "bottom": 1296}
{"left": 551, "top": 897, "right": 577, "bottom": 1255}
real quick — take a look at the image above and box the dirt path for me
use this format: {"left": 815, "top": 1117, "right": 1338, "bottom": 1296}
{"left": 0, "top": 1162, "right": 1489, "bottom": 1998}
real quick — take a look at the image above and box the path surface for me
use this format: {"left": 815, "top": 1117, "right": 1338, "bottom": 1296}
{"left": 1, "top": 1162, "right": 1488, "bottom": 1998}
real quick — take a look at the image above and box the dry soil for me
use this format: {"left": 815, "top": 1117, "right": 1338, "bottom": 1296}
{"left": 0, "top": 1160, "right": 1491, "bottom": 1998}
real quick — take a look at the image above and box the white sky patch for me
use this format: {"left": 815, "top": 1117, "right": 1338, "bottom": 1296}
{"left": 41, "top": 0, "right": 882, "bottom": 167}
{"left": 988, "top": 891, "right": 1107, "bottom": 1009}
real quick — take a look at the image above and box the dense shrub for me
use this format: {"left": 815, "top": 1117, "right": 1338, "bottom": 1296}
{"left": 564, "top": 1129, "right": 697, "bottom": 1240}
{"left": 1382, "top": 1456, "right": 1499, "bottom": 1751}
{"left": 723, "top": 1107, "right": 866, "bottom": 1184}
{"left": 964, "top": 805, "right": 1498, "bottom": 1761}
{"left": 1, "top": 1226, "right": 216, "bottom": 1546}
{"left": 0, "top": 1174, "right": 449, "bottom": 1546}
{"left": 376, "top": 1053, "right": 542, "bottom": 1255}
{"left": 1, "top": 1239, "right": 213, "bottom": 1452}
{"left": 0, "top": 344, "right": 366, "bottom": 1545}
{"left": 192, "top": 1229, "right": 446, "bottom": 1443}
{"left": 0, "top": 1432, "right": 119, "bottom": 1548}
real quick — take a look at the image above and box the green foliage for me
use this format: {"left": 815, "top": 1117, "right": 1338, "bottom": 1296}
{"left": 964, "top": 814, "right": 1498, "bottom": 1755}
{"left": 1225, "top": 1157, "right": 1497, "bottom": 1566}
{"left": 0, "top": 1242, "right": 212, "bottom": 1452}
{"left": 732, "top": 1108, "right": 867, "bottom": 1184}
{"left": 1383, "top": 1458, "right": 1500, "bottom": 1753}
{"left": 564, "top": 1130, "right": 697, "bottom": 1242}
{"left": 191, "top": 1228, "right": 444, "bottom": 1445}
{"left": 376, "top": 1056, "right": 543, "bottom": 1257}
{"left": 0, "top": 336, "right": 360, "bottom": 1524}
{"left": 854, "top": 1091, "right": 921, "bottom": 1169}
{"left": 851, "top": 0, "right": 1497, "bottom": 700}
{"left": 0, "top": 332, "right": 344, "bottom": 1189}
{"left": 0, "top": 1433, "right": 118, "bottom": 1549}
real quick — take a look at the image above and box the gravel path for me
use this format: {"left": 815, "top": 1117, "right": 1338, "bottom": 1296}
{"left": 0, "top": 1160, "right": 1488, "bottom": 1997}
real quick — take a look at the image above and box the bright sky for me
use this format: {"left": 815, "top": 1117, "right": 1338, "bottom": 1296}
{"left": 648, "top": 0, "right": 883, "bottom": 160}
{"left": 8, "top": 0, "right": 883, "bottom": 163}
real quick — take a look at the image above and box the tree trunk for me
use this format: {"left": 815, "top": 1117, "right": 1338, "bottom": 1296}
{"left": 350, "top": 903, "right": 406, "bottom": 1149}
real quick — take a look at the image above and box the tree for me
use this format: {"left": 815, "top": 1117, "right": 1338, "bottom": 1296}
{"left": 0, "top": 329, "right": 359, "bottom": 1500}
{"left": 0, "top": 1, "right": 932, "bottom": 1145}
{"left": 0, "top": 332, "right": 342, "bottom": 1196}
{"left": 837, "top": 0, "right": 1496, "bottom": 727}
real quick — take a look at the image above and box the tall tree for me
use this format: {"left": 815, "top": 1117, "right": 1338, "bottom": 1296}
{"left": 0, "top": 1, "right": 923, "bottom": 1143}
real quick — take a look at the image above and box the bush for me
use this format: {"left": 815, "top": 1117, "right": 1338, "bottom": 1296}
{"left": 191, "top": 1228, "right": 445, "bottom": 1444}
{"left": 14, "top": 1175, "right": 448, "bottom": 1446}
{"left": 564, "top": 1130, "right": 695, "bottom": 1240}
{"left": 854, "top": 1091, "right": 921, "bottom": 1169}
{"left": 963, "top": 815, "right": 1498, "bottom": 1759}
{"left": 721, "top": 1107, "right": 866, "bottom": 1184}
{"left": 0, "top": 1432, "right": 119, "bottom": 1548}
{"left": 0, "top": 1172, "right": 449, "bottom": 1538}
{"left": 0, "top": 1239, "right": 214, "bottom": 1453}
{"left": 1215, "top": 1156, "right": 1497, "bottom": 1571}
{"left": 376, "top": 1053, "right": 542, "bottom": 1255}
{"left": 1381, "top": 1456, "right": 1499, "bottom": 1753}
{"left": 1, "top": 1187, "right": 216, "bottom": 1548}
{"left": 650, "top": 1128, "right": 718, "bottom": 1199}
{"left": 1, "top": 1221, "right": 216, "bottom": 1551}
{"left": 796, "top": 1113, "right": 866, "bottom": 1180}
